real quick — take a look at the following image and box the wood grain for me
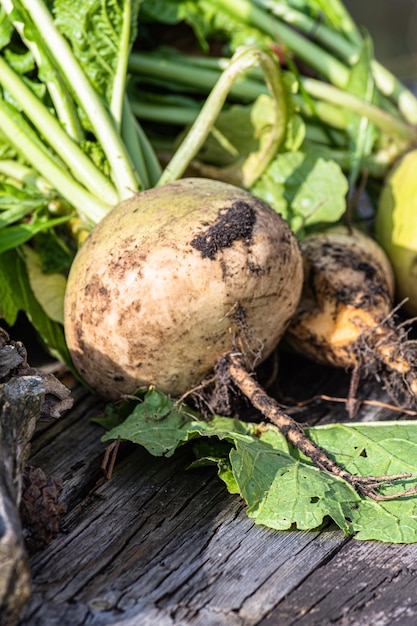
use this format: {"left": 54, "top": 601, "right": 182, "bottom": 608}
{"left": 14, "top": 358, "right": 417, "bottom": 626}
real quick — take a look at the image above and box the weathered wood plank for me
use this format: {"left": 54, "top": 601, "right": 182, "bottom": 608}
{"left": 15, "top": 354, "right": 417, "bottom": 626}
{"left": 16, "top": 383, "right": 348, "bottom": 626}
{"left": 259, "top": 539, "right": 417, "bottom": 626}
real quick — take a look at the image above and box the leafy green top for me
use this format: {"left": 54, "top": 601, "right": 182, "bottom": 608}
{"left": 101, "top": 388, "right": 417, "bottom": 544}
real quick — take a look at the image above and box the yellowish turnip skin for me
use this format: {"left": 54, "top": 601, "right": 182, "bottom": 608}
{"left": 376, "top": 149, "right": 417, "bottom": 317}
{"left": 65, "top": 178, "right": 303, "bottom": 401}
{"left": 285, "top": 226, "right": 395, "bottom": 368}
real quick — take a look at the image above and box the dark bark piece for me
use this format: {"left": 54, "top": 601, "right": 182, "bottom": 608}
{"left": 0, "top": 327, "right": 73, "bottom": 625}
{"left": 0, "top": 376, "right": 44, "bottom": 626}
{"left": 20, "top": 466, "right": 67, "bottom": 554}
{"left": 0, "top": 345, "right": 24, "bottom": 378}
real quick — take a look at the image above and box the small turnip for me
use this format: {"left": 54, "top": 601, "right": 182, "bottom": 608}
{"left": 64, "top": 178, "right": 302, "bottom": 401}
{"left": 285, "top": 226, "right": 417, "bottom": 415}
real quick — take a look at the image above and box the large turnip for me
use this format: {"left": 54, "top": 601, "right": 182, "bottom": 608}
{"left": 64, "top": 178, "right": 302, "bottom": 400}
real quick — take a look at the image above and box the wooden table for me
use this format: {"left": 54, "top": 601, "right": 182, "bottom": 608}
{"left": 16, "top": 354, "right": 417, "bottom": 626}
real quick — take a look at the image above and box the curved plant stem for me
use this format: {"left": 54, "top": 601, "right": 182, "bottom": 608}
{"left": 158, "top": 46, "right": 287, "bottom": 188}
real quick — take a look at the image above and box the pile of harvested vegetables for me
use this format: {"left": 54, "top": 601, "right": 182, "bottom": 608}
{"left": 3, "top": 0, "right": 417, "bottom": 543}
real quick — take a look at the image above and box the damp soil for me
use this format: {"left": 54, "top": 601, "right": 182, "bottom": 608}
{"left": 191, "top": 200, "right": 256, "bottom": 260}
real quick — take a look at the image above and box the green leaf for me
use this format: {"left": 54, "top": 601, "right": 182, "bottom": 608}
{"left": 0, "top": 213, "right": 72, "bottom": 254}
{"left": 230, "top": 434, "right": 357, "bottom": 533}
{"left": 0, "top": 247, "right": 71, "bottom": 364}
{"left": 103, "top": 389, "right": 417, "bottom": 543}
{"left": 102, "top": 387, "right": 251, "bottom": 457}
{"left": 33, "top": 230, "right": 73, "bottom": 274}
{"left": 22, "top": 245, "right": 67, "bottom": 324}
{"left": 54, "top": 0, "right": 141, "bottom": 108}
{"left": 102, "top": 388, "right": 202, "bottom": 456}
{"left": 0, "top": 7, "right": 13, "bottom": 49}
{"left": 252, "top": 151, "right": 348, "bottom": 234}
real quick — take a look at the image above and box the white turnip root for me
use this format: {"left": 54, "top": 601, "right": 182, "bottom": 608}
{"left": 64, "top": 178, "right": 303, "bottom": 400}
{"left": 65, "top": 181, "right": 416, "bottom": 500}
{"left": 285, "top": 226, "right": 417, "bottom": 415}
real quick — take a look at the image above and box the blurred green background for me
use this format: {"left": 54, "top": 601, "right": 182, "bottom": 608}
{"left": 345, "top": 0, "right": 417, "bottom": 80}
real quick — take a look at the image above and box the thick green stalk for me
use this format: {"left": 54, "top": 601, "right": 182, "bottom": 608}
{"left": 0, "top": 56, "right": 118, "bottom": 206}
{"left": 302, "top": 77, "right": 417, "bottom": 145}
{"left": 131, "top": 100, "right": 200, "bottom": 126}
{"left": 129, "top": 53, "right": 267, "bottom": 102}
{"left": 0, "top": 161, "right": 52, "bottom": 194}
{"left": 0, "top": 101, "right": 111, "bottom": 226}
{"left": 254, "top": 0, "right": 417, "bottom": 124}
{"left": 158, "top": 46, "right": 287, "bottom": 188}
{"left": 110, "top": 1, "right": 131, "bottom": 130}
{"left": 18, "top": 0, "right": 140, "bottom": 201}
{"left": 255, "top": 0, "right": 360, "bottom": 64}
{"left": 205, "top": 0, "right": 349, "bottom": 87}
{"left": 1, "top": 0, "right": 84, "bottom": 142}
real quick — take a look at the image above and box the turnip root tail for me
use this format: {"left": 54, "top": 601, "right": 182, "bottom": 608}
{"left": 285, "top": 227, "right": 417, "bottom": 416}
{"left": 222, "top": 352, "right": 417, "bottom": 501}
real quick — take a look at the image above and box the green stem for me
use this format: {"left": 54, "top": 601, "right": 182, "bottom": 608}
{"left": 158, "top": 46, "right": 287, "bottom": 188}
{"left": 0, "top": 56, "right": 119, "bottom": 206}
{"left": 255, "top": 0, "right": 360, "bottom": 64}
{"left": 206, "top": 0, "right": 350, "bottom": 87}
{"left": 315, "top": 0, "right": 363, "bottom": 45}
{"left": 19, "top": 0, "right": 139, "bottom": 201}
{"left": 110, "top": 1, "right": 131, "bottom": 130}
{"left": 132, "top": 118, "right": 163, "bottom": 188}
{"left": 372, "top": 61, "right": 417, "bottom": 125}
{"left": 129, "top": 53, "right": 267, "bottom": 102}
{"left": 1, "top": 0, "right": 84, "bottom": 142}
{"left": 132, "top": 53, "right": 414, "bottom": 148}
{"left": 131, "top": 100, "right": 200, "bottom": 126}
{"left": 121, "top": 95, "right": 162, "bottom": 188}
{"left": 302, "top": 77, "right": 417, "bottom": 144}
{"left": 0, "top": 101, "right": 111, "bottom": 226}
{"left": 121, "top": 97, "right": 150, "bottom": 189}
{"left": 254, "top": 0, "right": 417, "bottom": 124}
{"left": 0, "top": 160, "right": 52, "bottom": 193}
{"left": 294, "top": 95, "right": 348, "bottom": 131}
{"left": 209, "top": 0, "right": 417, "bottom": 124}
